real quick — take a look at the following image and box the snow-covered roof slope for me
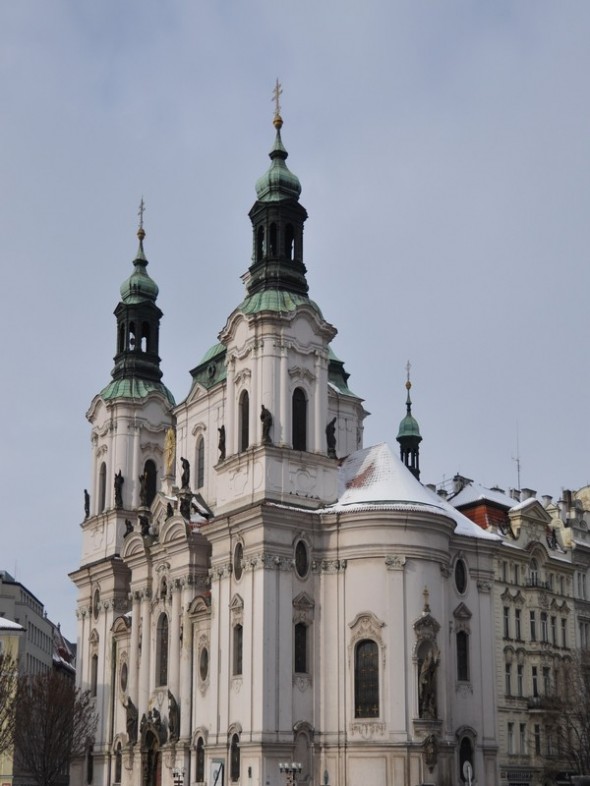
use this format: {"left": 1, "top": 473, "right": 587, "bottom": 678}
{"left": 0, "top": 616, "right": 24, "bottom": 632}
{"left": 449, "top": 480, "right": 515, "bottom": 509}
{"left": 323, "top": 443, "right": 499, "bottom": 541}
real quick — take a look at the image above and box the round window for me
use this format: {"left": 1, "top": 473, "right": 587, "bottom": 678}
{"left": 455, "top": 559, "right": 467, "bottom": 594}
{"left": 295, "top": 540, "right": 309, "bottom": 578}
{"left": 234, "top": 543, "right": 243, "bottom": 581}
{"left": 199, "top": 647, "right": 209, "bottom": 681}
{"left": 120, "top": 662, "right": 128, "bottom": 692}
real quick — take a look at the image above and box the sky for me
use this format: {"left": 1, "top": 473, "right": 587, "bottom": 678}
{"left": 1, "top": 1, "right": 590, "bottom": 640}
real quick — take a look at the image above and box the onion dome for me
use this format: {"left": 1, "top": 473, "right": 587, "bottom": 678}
{"left": 396, "top": 364, "right": 422, "bottom": 480}
{"left": 120, "top": 227, "right": 159, "bottom": 304}
{"left": 254, "top": 114, "right": 302, "bottom": 203}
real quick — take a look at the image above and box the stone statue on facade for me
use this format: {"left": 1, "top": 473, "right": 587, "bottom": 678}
{"left": 418, "top": 646, "right": 439, "bottom": 719}
{"left": 260, "top": 404, "right": 273, "bottom": 444}
{"left": 138, "top": 473, "right": 148, "bottom": 507}
{"left": 168, "top": 690, "right": 180, "bottom": 741}
{"left": 84, "top": 489, "right": 90, "bottom": 519}
{"left": 114, "top": 470, "right": 124, "bottom": 509}
{"left": 326, "top": 417, "right": 337, "bottom": 458}
{"left": 218, "top": 425, "right": 226, "bottom": 461}
{"left": 180, "top": 457, "right": 190, "bottom": 489}
{"left": 125, "top": 697, "right": 138, "bottom": 745}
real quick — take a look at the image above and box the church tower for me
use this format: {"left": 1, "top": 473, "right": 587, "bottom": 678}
{"left": 71, "top": 212, "right": 175, "bottom": 786}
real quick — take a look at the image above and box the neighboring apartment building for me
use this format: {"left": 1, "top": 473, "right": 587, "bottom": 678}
{"left": 0, "top": 617, "right": 24, "bottom": 786}
{"left": 447, "top": 476, "right": 590, "bottom": 786}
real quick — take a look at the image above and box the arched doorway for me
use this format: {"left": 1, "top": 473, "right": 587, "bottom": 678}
{"left": 143, "top": 730, "right": 161, "bottom": 786}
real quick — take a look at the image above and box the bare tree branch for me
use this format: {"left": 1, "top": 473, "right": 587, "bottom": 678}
{"left": 14, "top": 671, "right": 96, "bottom": 786}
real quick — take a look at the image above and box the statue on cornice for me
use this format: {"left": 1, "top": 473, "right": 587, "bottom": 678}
{"left": 125, "top": 697, "right": 138, "bottom": 745}
{"left": 326, "top": 417, "right": 337, "bottom": 458}
{"left": 218, "top": 425, "right": 226, "bottom": 461}
{"left": 114, "top": 470, "right": 124, "bottom": 509}
{"left": 180, "top": 457, "right": 190, "bottom": 489}
{"left": 260, "top": 405, "right": 273, "bottom": 444}
{"left": 168, "top": 690, "right": 180, "bottom": 741}
{"left": 84, "top": 489, "right": 90, "bottom": 519}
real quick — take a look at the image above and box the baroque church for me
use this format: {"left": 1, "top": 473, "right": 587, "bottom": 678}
{"left": 71, "top": 101, "right": 500, "bottom": 786}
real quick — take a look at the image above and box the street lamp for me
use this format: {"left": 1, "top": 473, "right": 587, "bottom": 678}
{"left": 172, "top": 766, "right": 185, "bottom": 786}
{"left": 279, "top": 762, "right": 302, "bottom": 786}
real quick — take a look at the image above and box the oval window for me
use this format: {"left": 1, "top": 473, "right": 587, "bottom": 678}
{"left": 120, "top": 662, "right": 128, "bottom": 692}
{"left": 199, "top": 647, "right": 209, "bottom": 681}
{"left": 295, "top": 540, "right": 309, "bottom": 578}
{"left": 234, "top": 543, "right": 243, "bottom": 581}
{"left": 455, "top": 559, "right": 467, "bottom": 594}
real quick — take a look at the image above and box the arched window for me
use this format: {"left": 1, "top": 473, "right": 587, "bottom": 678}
{"left": 354, "top": 639, "right": 379, "bottom": 718}
{"left": 114, "top": 742, "right": 122, "bottom": 784}
{"left": 156, "top": 613, "right": 169, "bottom": 686}
{"left": 196, "top": 435, "right": 205, "bottom": 489}
{"left": 196, "top": 737, "right": 205, "bottom": 782}
{"left": 457, "top": 631, "right": 469, "bottom": 681}
{"left": 90, "top": 654, "right": 98, "bottom": 697}
{"left": 98, "top": 462, "right": 107, "bottom": 512}
{"left": 269, "top": 223, "right": 277, "bottom": 255}
{"left": 285, "top": 224, "right": 294, "bottom": 260}
{"left": 128, "top": 321, "right": 136, "bottom": 350}
{"left": 118, "top": 324, "right": 125, "bottom": 353}
{"left": 141, "top": 322, "right": 150, "bottom": 352}
{"left": 143, "top": 459, "right": 157, "bottom": 506}
{"left": 294, "top": 622, "right": 308, "bottom": 674}
{"left": 256, "top": 226, "right": 264, "bottom": 261}
{"left": 233, "top": 624, "right": 243, "bottom": 676}
{"left": 292, "top": 388, "right": 307, "bottom": 451}
{"left": 239, "top": 391, "right": 250, "bottom": 452}
{"left": 230, "top": 733, "right": 240, "bottom": 782}
{"left": 530, "top": 558, "right": 539, "bottom": 587}
{"left": 459, "top": 737, "right": 474, "bottom": 783}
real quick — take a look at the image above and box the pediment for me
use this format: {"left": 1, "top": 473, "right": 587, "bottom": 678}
{"left": 453, "top": 602, "right": 472, "bottom": 621}
{"left": 230, "top": 593, "right": 244, "bottom": 611}
{"left": 293, "top": 592, "right": 315, "bottom": 611}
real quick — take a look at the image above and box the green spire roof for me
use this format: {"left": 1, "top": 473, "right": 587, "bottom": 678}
{"left": 120, "top": 228, "right": 159, "bottom": 304}
{"left": 254, "top": 116, "right": 302, "bottom": 203}
{"left": 397, "top": 369, "right": 422, "bottom": 440}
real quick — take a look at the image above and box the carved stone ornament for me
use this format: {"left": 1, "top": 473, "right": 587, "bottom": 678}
{"left": 230, "top": 594, "right": 244, "bottom": 626}
{"left": 453, "top": 602, "right": 472, "bottom": 635}
{"left": 414, "top": 613, "right": 441, "bottom": 646}
{"left": 385, "top": 554, "right": 406, "bottom": 571}
{"left": 423, "top": 734, "right": 438, "bottom": 772}
{"left": 477, "top": 580, "right": 492, "bottom": 593}
{"left": 292, "top": 592, "right": 315, "bottom": 624}
{"left": 293, "top": 674, "right": 312, "bottom": 692}
{"left": 350, "top": 721, "right": 386, "bottom": 739}
{"left": 348, "top": 612, "right": 385, "bottom": 666}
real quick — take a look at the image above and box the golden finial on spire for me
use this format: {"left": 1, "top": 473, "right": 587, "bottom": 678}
{"left": 272, "top": 78, "right": 283, "bottom": 129}
{"left": 137, "top": 197, "right": 146, "bottom": 240}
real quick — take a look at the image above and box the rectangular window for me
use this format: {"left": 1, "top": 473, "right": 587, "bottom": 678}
{"left": 541, "top": 612, "right": 548, "bottom": 643}
{"left": 561, "top": 618, "right": 567, "bottom": 648}
{"left": 503, "top": 607, "right": 510, "bottom": 638}
{"left": 507, "top": 722, "right": 514, "bottom": 755}
{"left": 534, "top": 724, "right": 541, "bottom": 755}
{"left": 520, "top": 723, "right": 527, "bottom": 754}
{"left": 532, "top": 666, "right": 538, "bottom": 697}
{"left": 513, "top": 564, "right": 519, "bottom": 585}
{"left": 294, "top": 623, "right": 308, "bottom": 674}
{"left": 517, "top": 664, "right": 524, "bottom": 696}
{"left": 457, "top": 631, "right": 469, "bottom": 681}
{"left": 551, "top": 616, "right": 557, "bottom": 646}
{"left": 233, "top": 624, "right": 243, "bottom": 676}
{"left": 515, "top": 608, "right": 522, "bottom": 640}
{"left": 530, "top": 611, "right": 536, "bottom": 642}
{"left": 505, "top": 663, "right": 512, "bottom": 695}
{"left": 502, "top": 561, "right": 508, "bottom": 582}
{"left": 543, "top": 666, "right": 551, "bottom": 695}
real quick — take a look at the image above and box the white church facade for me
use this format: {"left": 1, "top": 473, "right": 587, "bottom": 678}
{"left": 71, "top": 106, "right": 500, "bottom": 786}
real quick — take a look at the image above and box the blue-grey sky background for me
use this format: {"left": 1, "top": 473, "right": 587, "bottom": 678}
{"left": 1, "top": 2, "right": 589, "bottom": 639}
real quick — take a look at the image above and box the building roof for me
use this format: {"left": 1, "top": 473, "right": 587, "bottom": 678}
{"left": 0, "top": 616, "right": 24, "bottom": 632}
{"left": 323, "top": 443, "right": 499, "bottom": 541}
{"left": 449, "top": 480, "right": 516, "bottom": 509}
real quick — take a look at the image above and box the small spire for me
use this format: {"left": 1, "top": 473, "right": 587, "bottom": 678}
{"left": 135, "top": 198, "right": 147, "bottom": 264}
{"left": 405, "top": 360, "right": 412, "bottom": 414}
{"left": 272, "top": 78, "right": 283, "bottom": 129}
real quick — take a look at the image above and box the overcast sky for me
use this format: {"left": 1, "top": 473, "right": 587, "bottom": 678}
{"left": 2, "top": 2, "right": 590, "bottom": 639}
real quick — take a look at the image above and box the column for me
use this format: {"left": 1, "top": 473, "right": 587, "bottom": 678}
{"left": 129, "top": 592, "right": 141, "bottom": 703}
{"left": 179, "top": 580, "right": 192, "bottom": 741}
{"left": 280, "top": 345, "right": 289, "bottom": 446}
{"left": 138, "top": 588, "right": 151, "bottom": 717}
{"left": 169, "top": 580, "right": 182, "bottom": 695}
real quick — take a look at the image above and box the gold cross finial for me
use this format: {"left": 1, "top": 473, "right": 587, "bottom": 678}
{"left": 406, "top": 360, "right": 412, "bottom": 391}
{"left": 272, "top": 78, "right": 283, "bottom": 118}
{"left": 138, "top": 197, "right": 145, "bottom": 231}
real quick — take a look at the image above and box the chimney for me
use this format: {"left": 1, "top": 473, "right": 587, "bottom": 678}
{"left": 521, "top": 488, "right": 536, "bottom": 501}
{"left": 509, "top": 488, "right": 520, "bottom": 501}
{"left": 542, "top": 495, "right": 553, "bottom": 508}
{"left": 437, "top": 489, "right": 448, "bottom": 500}
{"left": 426, "top": 484, "right": 436, "bottom": 492}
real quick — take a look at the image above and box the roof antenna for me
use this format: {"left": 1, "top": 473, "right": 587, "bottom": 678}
{"left": 512, "top": 423, "right": 521, "bottom": 491}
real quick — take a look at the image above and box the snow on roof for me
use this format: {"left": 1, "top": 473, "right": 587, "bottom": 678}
{"left": 509, "top": 497, "right": 539, "bottom": 513}
{"left": 323, "top": 443, "right": 499, "bottom": 541}
{"left": 449, "top": 481, "right": 516, "bottom": 509}
{"left": 0, "top": 616, "right": 24, "bottom": 632}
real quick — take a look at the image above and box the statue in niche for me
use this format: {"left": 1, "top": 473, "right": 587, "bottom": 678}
{"left": 114, "top": 470, "right": 124, "bottom": 509}
{"left": 260, "top": 404, "right": 273, "bottom": 444}
{"left": 166, "top": 502, "right": 174, "bottom": 519}
{"left": 180, "top": 457, "right": 190, "bottom": 489}
{"left": 138, "top": 473, "right": 148, "bottom": 507}
{"left": 218, "top": 425, "right": 226, "bottom": 461}
{"left": 84, "top": 489, "right": 90, "bottom": 519}
{"left": 168, "top": 690, "right": 180, "bottom": 741}
{"left": 139, "top": 515, "right": 149, "bottom": 536}
{"left": 418, "top": 645, "right": 439, "bottom": 719}
{"left": 125, "top": 697, "right": 138, "bottom": 745}
{"left": 124, "top": 519, "right": 133, "bottom": 538}
{"left": 326, "top": 417, "right": 337, "bottom": 458}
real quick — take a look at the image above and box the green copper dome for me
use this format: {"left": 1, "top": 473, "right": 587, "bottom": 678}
{"left": 254, "top": 117, "right": 302, "bottom": 203}
{"left": 397, "top": 412, "right": 421, "bottom": 439}
{"left": 120, "top": 229, "right": 159, "bottom": 304}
